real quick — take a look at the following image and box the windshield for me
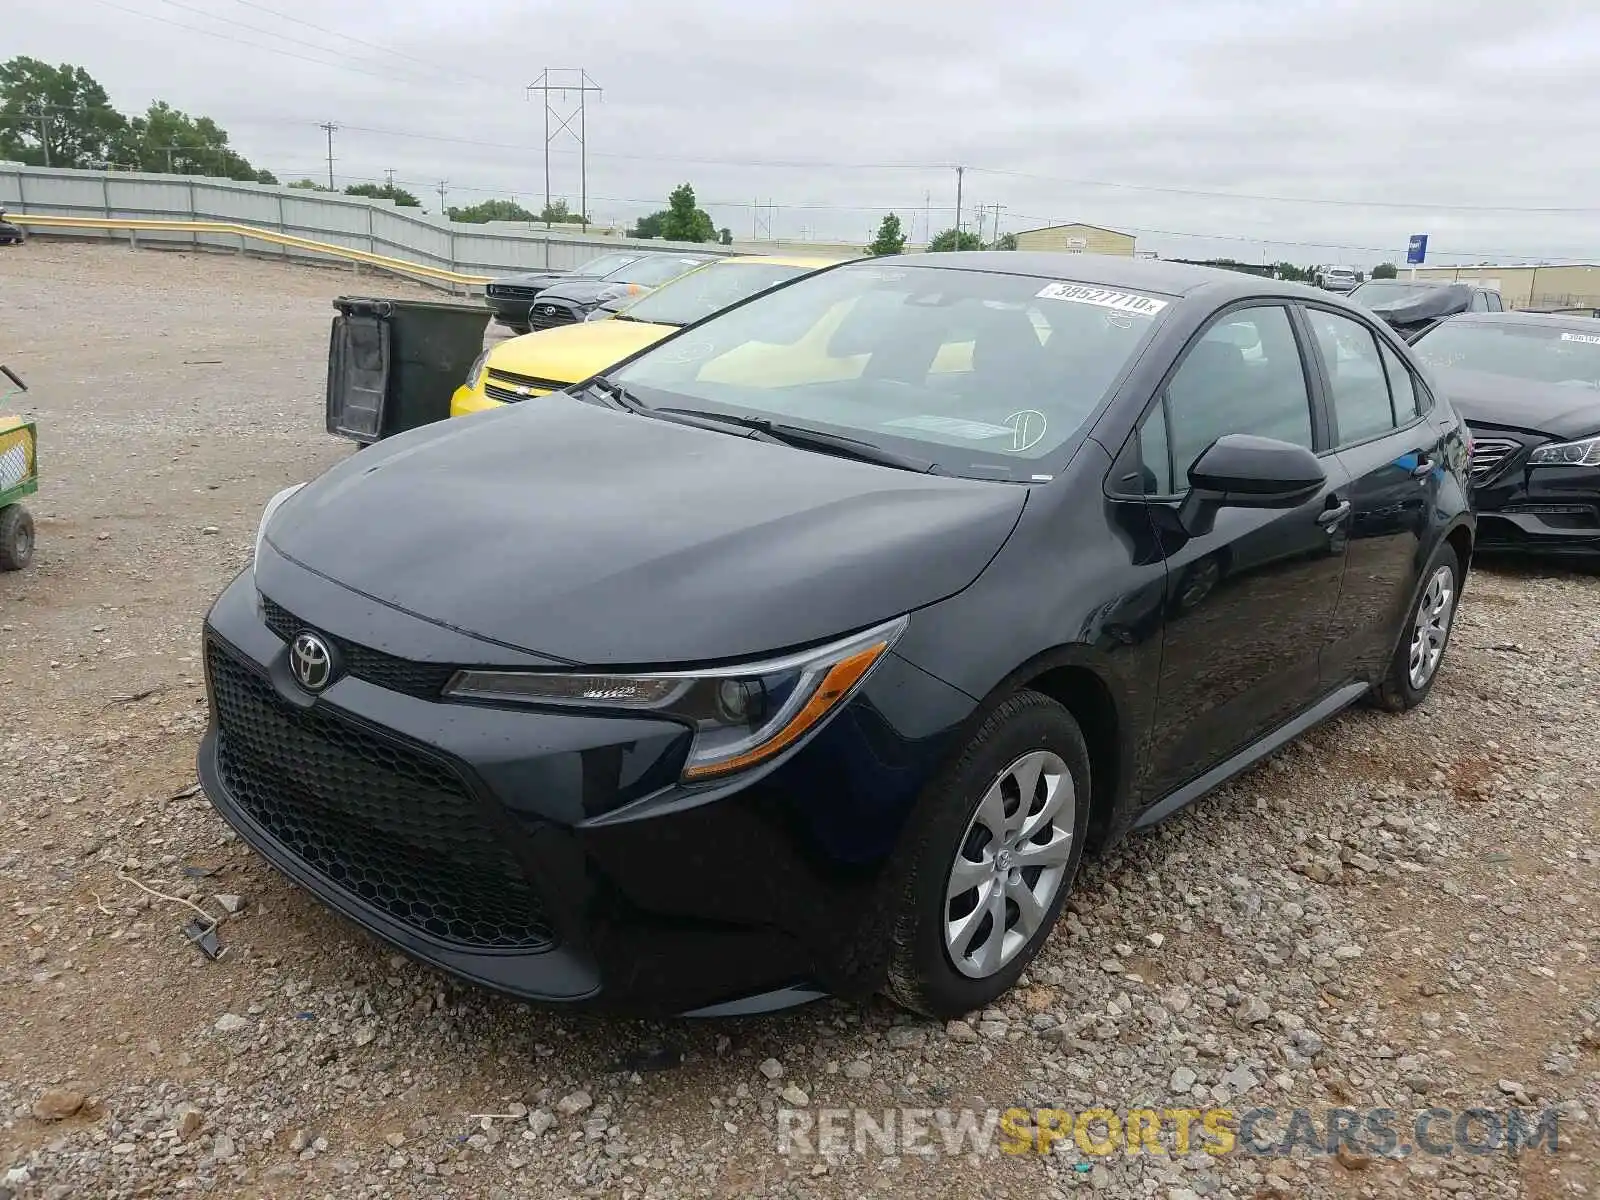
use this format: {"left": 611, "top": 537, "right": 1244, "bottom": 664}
{"left": 609, "top": 262, "right": 1170, "bottom": 480}
{"left": 1350, "top": 280, "right": 1432, "bottom": 304}
{"left": 619, "top": 261, "right": 813, "bottom": 326}
{"left": 573, "top": 252, "right": 640, "bottom": 277}
{"left": 1413, "top": 319, "right": 1600, "bottom": 387}
{"left": 608, "top": 255, "right": 714, "bottom": 287}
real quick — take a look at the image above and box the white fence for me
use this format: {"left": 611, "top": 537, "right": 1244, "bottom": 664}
{"left": 0, "top": 164, "right": 738, "bottom": 279}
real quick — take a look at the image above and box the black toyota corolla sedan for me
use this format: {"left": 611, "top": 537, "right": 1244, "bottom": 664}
{"left": 1410, "top": 311, "right": 1600, "bottom": 558}
{"left": 200, "top": 253, "right": 1475, "bottom": 1019}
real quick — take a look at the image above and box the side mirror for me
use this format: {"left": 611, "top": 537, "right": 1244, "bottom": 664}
{"left": 1178, "top": 434, "right": 1325, "bottom": 535}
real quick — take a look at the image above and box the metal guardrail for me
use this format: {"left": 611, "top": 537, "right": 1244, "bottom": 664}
{"left": 7, "top": 213, "right": 494, "bottom": 289}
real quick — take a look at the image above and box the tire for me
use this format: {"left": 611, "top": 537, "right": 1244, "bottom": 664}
{"left": 885, "top": 689, "right": 1091, "bottom": 1018}
{"left": 0, "top": 504, "right": 34, "bottom": 571}
{"left": 1371, "top": 542, "right": 1461, "bottom": 712}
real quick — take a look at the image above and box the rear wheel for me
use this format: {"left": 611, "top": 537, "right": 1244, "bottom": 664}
{"left": 1371, "top": 543, "right": 1460, "bottom": 711}
{"left": 885, "top": 690, "right": 1090, "bottom": 1018}
{"left": 0, "top": 504, "right": 34, "bottom": 571}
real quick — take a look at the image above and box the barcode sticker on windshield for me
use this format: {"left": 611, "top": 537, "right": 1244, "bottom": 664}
{"left": 1560, "top": 331, "right": 1600, "bottom": 345}
{"left": 1035, "top": 283, "right": 1168, "bottom": 316}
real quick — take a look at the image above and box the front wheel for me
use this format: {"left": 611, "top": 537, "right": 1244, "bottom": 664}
{"left": 1371, "top": 542, "right": 1461, "bottom": 711}
{"left": 885, "top": 690, "right": 1091, "bottom": 1018}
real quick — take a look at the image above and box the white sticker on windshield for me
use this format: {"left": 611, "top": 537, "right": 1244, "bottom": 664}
{"left": 882, "top": 415, "right": 1016, "bottom": 440}
{"left": 1560, "top": 331, "right": 1600, "bottom": 345}
{"left": 1035, "top": 282, "right": 1168, "bottom": 316}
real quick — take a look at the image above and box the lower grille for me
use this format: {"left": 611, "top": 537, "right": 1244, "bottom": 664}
{"left": 208, "top": 640, "right": 553, "bottom": 950}
{"left": 484, "top": 382, "right": 553, "bottom": 404}
{"left": 1469, "top": 437, "right": 1521, "bottom": 484}
{"left": 260, "top": 596, "right": 456, "bottom": 701}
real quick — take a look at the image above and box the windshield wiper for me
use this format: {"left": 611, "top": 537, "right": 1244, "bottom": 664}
{"left": 583, "top": 380, "right": 788, "bottom": 442}
{"left": 653, "top": 408, "right": 940, "bottom": 474}
{"left": 582, "top": 375, "right": 653, "bottom": 413}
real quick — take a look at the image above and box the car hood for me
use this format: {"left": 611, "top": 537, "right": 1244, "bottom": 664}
{"left": 268, "top": 398, "right": 1027, "bottom": 665}
{"left": 487, "top": 320, "right": 676, "bottom": 387}
{"left": 537, "top": 280, "right": 612, "bottom": 305}
{"left": 1430, "top": 366, "right": 1600, "bottom": 440}
{"left": 493, "top": 270, "right": 573, "bottom": 289}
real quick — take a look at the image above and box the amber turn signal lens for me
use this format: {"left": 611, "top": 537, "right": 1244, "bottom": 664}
{"left": 681, "top": 642, "right": 888, "bottom": 780}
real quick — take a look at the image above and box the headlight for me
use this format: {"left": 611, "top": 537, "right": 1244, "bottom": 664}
{"left": 254, "top": 483, "right": 305, "bottom": 564}
{"left": 445, "top": 616, "right": 906, "bottom": 780}
{"left": 1528, "top": 434, "right": 1600, "bottom": 467}
{"left": 463, "top": 349, "right": 491, "bottom": 391}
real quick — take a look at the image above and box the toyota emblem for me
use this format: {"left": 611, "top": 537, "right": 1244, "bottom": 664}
{"left": 289, "top": 631, "right": 336, "bottom": 692}
{"left": 538, "top": 304, "right": 559, "bottom": 315}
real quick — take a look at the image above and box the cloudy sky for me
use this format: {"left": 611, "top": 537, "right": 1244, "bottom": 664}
{"left": 13, "top": 0, "right": 1600, "bottom": 266}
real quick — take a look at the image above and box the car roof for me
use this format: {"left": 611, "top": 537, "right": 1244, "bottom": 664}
{"left": 870, "top": 250, "right": 1330, "bottom": 303}
{"left": 1439, "top": 310, "right": 1599, "bottom": 332}
{"left": 725, "top": 254, "right": 852, "bottom": 268}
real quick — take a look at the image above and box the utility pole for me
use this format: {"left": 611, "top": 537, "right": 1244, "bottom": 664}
{"left": 385, "top": 168, "right": 395, "bottom": 190}
{"left": 953, "top": 165, "right": 965, "bottom": 243}
{"left": 526, "top": 69, "right": 602, "bottom": 231}
{"left": 989, "top": 204, "right": 1007, "bottom": 247}
{"left": 34, "top": 103, "right": 50, "bottom": 167}
{"left": 923, "top": 190, "right": 931, "bottom": 245}
{"left": 436, "top": 180, "right": 449, "bottom": 213}
{"left": 319, "top": 121, "right": 339, "bottom": 191}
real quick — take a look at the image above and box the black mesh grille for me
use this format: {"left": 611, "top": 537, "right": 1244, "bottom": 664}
{"left": 208, "top": 640, "right": 553, "bottom": 950}
{"left": 487, "top": 367, "right": 570, "bottom": 392}
{"left": 260, "top": 596, "right": 457, "bottom": 701}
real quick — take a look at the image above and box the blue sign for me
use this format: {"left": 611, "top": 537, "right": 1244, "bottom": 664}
{"left": 1407, "top": 234, "right": 1428, "bottom": 265}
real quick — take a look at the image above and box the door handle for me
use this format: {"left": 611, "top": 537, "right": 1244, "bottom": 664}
{"left": 1317, "top": 499, "right": 1353, "bottom": 528}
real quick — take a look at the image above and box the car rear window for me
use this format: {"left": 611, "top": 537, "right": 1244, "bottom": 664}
{"left": 1413, "top": 320, "right": 1600, "bottom": 386}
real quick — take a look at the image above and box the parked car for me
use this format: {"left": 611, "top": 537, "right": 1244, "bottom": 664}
{"left": 207, "top": 253, "right": 1473, "bottom": 1018}
{"left": 484, "top": 251, "right": 648, "bottom": 333}
{"left": 1316, "top": 265, "right": 1360, "bottom": 293}
{"left": 1411, "top": 311, "right": 1600, "bottom": 558}
{"left": 522, "top": 253, "right": 717, "bottom": 331}
{"left": 452, "top": 255, "right": 841, "bottom": 418}
{"left": 0, "top": 208, "right": 23, "bottom": 246}
{"left": 1349, "top": 279, "right": 1503, "bottom": 338}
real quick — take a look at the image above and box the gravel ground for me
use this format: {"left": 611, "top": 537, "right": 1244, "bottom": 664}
{"left": 3, "top": 240, "right": 1600, "bottom": 1200}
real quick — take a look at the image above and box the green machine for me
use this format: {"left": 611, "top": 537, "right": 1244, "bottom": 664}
{"left": 0, "top": 365, "right": 37, "bottom": 571}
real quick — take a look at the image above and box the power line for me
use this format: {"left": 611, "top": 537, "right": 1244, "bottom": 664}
{"left": 81, "top": 0, "right": 443, "bottom": 87}
{"left": 220, "top": 0, "right": 477, "bottom": 81}
{"left": 965, "top": 165, "right": 1600, "bottom": 216}
{"left": 144, "top": 0, "right": 446, "bottom": 85}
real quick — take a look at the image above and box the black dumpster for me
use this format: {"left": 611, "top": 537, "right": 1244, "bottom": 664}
{"left": 326, "top": 296, "right": 491, "bottom": 443}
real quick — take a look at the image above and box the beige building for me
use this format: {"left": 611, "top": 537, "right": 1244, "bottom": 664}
{"left": 1403, "top": 262, "right": 1600, "bottom": 310}
{"left": 1010, "top": 222, "right": 1136, "bottom": 256}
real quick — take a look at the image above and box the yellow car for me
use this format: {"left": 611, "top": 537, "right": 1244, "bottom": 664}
{"left": 451, "top": 255, "right": 842, "bottom": 417}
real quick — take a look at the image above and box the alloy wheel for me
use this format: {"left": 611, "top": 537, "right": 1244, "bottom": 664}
{"left": 1408, "top": 564, "right": 1456, "bottom": 690}
{"left": 943, "top": 749, "right": 1075, "bottom": 979}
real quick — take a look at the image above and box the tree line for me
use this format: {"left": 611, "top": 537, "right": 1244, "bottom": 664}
{"left": 0, "top": 57, "right": 276, "bottom": 183}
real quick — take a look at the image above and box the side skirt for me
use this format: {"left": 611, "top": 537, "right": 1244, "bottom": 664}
{"left": 1133, "top": 682, "right": 1371, "bottom": 829}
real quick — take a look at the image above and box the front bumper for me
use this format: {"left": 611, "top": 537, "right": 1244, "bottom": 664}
{"left": 1470, "top": 433, "right": 1600, "bottom": 558}
{"left": 450, "top": 381, "right": 504, "bottom": 419}
{"left": 197, "top": 563, "right": 973, "bottom": 1014}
